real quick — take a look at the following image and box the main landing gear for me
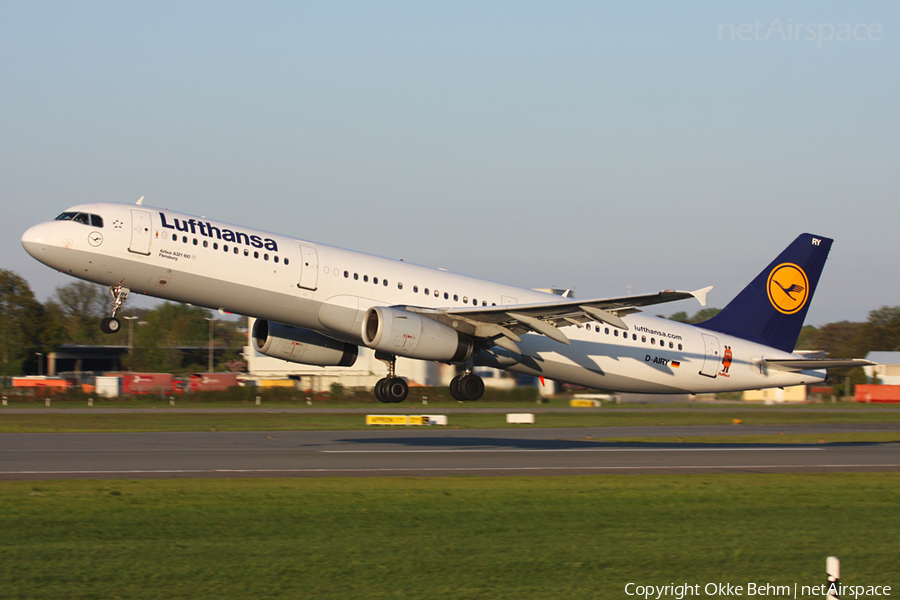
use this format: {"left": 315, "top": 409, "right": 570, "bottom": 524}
{"left": 371, "top": 354, "right": 485, "bottom": 403}
{"left": 373, "top": 353, "right": 409, "bottom": 404}
{"left": 449, "top": 371, "right": 485, "bottom": 401}
{"left": 100, "top": 283, "right": 130, "bottom": 335}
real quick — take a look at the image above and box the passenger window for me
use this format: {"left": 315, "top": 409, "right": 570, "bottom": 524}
{"left": 398, "top": 283, "right": 403, "bottom": 290}
{"left": 233, "top": 247, "right": 238, "bottom": 254}
{"left": 264, "top": 254, "right": 269, "bottom": 261}
{"left": 413, "top": 286, "right": 418, "bottom": 293}
{"left": 354, "top": 273, "right": 359, "bottom": 280}
{"left": 344, "top": 271, "right": 349, "bottom": 278}
{"left": 444, "top": 292, "right": 449, "bottom": 300}
{"left": 463, "top": 296, "right": 468, "bottom": 304}
{"left": 373, "top": 277, "right": 378, "bottom": 284}
{"left": 183, "top": 236, "right": 188, "bottom": 243}
{"left": 434, "top": 290, "right": 439, "bottom": 297}
{"left": 214, "top": 243, "right": 219, "bottom": 250}
{"left": 203, "top": 240, "right": 208, "bottom": 248}
{"left": 424, "top": 288, "right": 429, "bottom": 295}
{"left": 614, "top": 330, "right": 619, "bottom": 337}
{"left": 678, "top": 343, "right": 683, "bottom": 351}
{"left": 453, "top": 294, "right": 458, "bottom": 302}
{"left": 193, "top": 239, "right": 198, "bottom": 246}
{"left": 90, "top": 214, "right": 103, "bottom": 227}
{"left": 383, "top": 279, "right": 388, "bottom": 286}
{"left": 244, "top": 249, "right": 249, "bottom": 256}
{"left": 224, "top": 245, "right": 229, "bottom": 252}
{"left": 363, "top": 275, "right": 368, "bottom": 282}
{"left": 605, "top": 328, "right": 610, "bottom": 334}
{"left": 284, "top": 258, "right": 289, "bottom": 265}
{"left": 254, "top": 251, "right": 259, "bottom": 258}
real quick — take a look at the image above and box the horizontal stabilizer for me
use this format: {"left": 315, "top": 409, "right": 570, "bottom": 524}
{"left": 758, "top": 358, "right": 875, "bottom": 373}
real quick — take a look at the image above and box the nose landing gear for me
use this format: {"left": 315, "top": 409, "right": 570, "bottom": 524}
{"left": 100, "top": 283, "right": 130, "bottom": 335}
{"left": 373, "top": 353, "right": 409, "bottom": 403}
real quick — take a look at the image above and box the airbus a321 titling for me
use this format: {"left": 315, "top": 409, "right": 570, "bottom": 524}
{"left": 21, "top": 198, "right": 870, "bottom": 402}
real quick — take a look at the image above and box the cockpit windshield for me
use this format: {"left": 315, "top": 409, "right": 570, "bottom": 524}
{"left": 55, "top": 212, "right": 103, "bottom": 227}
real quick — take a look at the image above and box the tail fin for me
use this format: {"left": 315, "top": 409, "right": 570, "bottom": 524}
{"left": 700, "top": 233, "right": 832, "bottom": 352}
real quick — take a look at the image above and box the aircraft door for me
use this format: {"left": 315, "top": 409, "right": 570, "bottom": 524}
{"left": 298, "top": 245, "right": 319, "bottom": 291}
{"left": 700, "top": 333, "right": 720, "bottom": 378}
{"left": 129, "top": 210, "right": 152, "bottom": 255}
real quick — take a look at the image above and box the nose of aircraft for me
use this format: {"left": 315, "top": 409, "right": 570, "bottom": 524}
{"left": 21, "top": 222, "right": 52, "bottom": 261}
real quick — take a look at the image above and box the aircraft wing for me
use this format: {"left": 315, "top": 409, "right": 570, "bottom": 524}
{"left": 759, "top": 358, "right": 876, "bottom": 372}
{"left": 405, "top": 286, "right": 712, "bottom": 354}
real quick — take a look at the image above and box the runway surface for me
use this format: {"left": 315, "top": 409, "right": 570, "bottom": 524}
{"left": 2, "top": 423, "right": 899, "bottom": 479}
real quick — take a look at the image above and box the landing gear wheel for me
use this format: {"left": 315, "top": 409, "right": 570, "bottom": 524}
{"left": 384, "top": 377, "right": 408, "bottom": 403}
{"left": 100, "top": 317, "right": 121, "bottom": 335}
{"left": 450, "top": 373, "right": 485, "bottom": 401}
{"left": 374, "top": 378, "right": 391, "bottom": 403}
{"left": 458, "top": 373, "right": 485, "bottom": 401}
{"left": 449, "top": 376, "right": 465, "bottom": 401}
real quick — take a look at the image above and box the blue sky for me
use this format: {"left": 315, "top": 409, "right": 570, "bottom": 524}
{"left": 2, "top": 1, "right": 897, "bottom": 325}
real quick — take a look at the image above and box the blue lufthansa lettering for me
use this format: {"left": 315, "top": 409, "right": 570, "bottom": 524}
{"left": 158, "top": 212, "right": 278, "bottom": 251}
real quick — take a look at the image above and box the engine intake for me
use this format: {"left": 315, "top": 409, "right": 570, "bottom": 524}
{"left": 252, "top": 320, "right": 358, "bottom": 367}
{"left": 362, "top": 307, "right": 473, "bottom": 362}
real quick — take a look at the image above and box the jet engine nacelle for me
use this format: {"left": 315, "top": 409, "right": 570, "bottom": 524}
{"left": 252, "top": 320, "right": 358, "bottom": 367}
{"left": 362, "top": 307, "right": 473, "bottom": 362}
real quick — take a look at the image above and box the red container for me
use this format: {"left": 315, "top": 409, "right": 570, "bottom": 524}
{"left": 855, "top": 384, "right": 900, "bottom": 403}
{"left": 189, "top": 373, "right": 238, "bottom": 392}
{"left": 121, "top": 373, "right": 174, "bottom": 395}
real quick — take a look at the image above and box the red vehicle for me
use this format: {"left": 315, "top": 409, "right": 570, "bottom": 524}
{"left": 188, "top": 373, "right": 238, "bottom": 392}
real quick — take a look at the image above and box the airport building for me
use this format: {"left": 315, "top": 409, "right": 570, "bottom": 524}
{"left": 863, "top": 352, "right": 900, "bottom": 385}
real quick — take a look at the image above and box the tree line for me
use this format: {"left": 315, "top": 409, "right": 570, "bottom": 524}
{"left": 0, "top": 270, "right": 246, "bottom": 376}
{"left": 2, "top": 268, "right": 898, "bottom": 378}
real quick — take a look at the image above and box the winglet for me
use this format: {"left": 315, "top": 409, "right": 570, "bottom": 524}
{"left": 691, "top": 286, "right": 713, "bottom": 307}
{"left": 136, "top": 196, "right": 145, "bottom": 206}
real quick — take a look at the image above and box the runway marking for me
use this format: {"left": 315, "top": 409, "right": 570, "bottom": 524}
{"left": 321, "top": 447, "right": 824, "bottom": 454}
{"left": 3, "top": 464, "right": 899, "bottom": 476}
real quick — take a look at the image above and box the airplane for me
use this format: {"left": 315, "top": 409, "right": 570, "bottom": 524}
{"left": 21, "top": 198, "right": 871, "bottom": 402}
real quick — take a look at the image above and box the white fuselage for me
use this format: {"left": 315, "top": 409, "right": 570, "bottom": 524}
{"left": 21, "top": 202, "right": 825, "bottom": 393}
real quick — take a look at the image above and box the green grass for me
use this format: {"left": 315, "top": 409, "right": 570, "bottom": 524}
{"left": 2, "top": 407, "right": 899, "bottom": 433}
{"left": 1, "top": 474, "right": 898, "bottom": 599}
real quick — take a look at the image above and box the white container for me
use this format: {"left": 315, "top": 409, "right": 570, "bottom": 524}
{"left": 506, "top": 413, "right": 535, "bottom": 424}
{"left": 95, "top": 376, "right": 121, "bottom": 398}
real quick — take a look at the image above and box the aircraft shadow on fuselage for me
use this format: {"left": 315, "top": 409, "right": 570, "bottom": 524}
{"left": 522, "top": 336, "right": 711, "bottom": 378}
